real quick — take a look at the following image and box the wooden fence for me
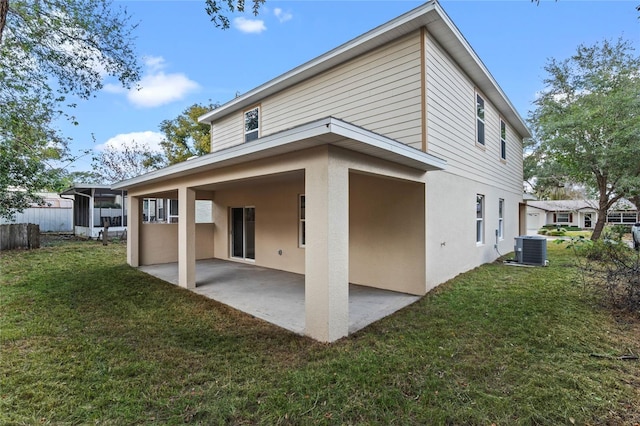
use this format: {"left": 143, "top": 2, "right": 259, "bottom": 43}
{"left": 0, "top": 224, "right": 40, "bottom": 251}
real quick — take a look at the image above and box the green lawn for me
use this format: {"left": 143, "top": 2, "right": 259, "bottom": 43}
{"left": 564, "top": 230, "right": 593, "bottom": 239}
{"left": 1, "top": 240, "right": 639, "bottom": 424}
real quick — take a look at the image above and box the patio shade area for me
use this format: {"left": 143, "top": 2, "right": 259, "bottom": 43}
{"left": 139, "top": 259, "right": 421, "bottom": 336}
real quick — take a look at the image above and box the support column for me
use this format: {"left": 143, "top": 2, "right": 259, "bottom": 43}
{"left": 178, "top": 186, "right": 196, "bottom": 289}
{"left": 304, "top": 148, "right": 349, "bottom": 342}
{"left": 89, "top": 189, "right": 95, "bottom": 232}
{"left": 127, "top": 195, "right": 140, "bottom": 267}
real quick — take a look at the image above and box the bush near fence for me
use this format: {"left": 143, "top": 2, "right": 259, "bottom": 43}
{"left": 0, "top": 224, "right": 40, "bottom": 250}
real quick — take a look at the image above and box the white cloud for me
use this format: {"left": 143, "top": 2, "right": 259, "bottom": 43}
{"left": 103, "top": 83, "right": 126, "bottom": 94}
{"left": 96, "top": 131, "right": 164, "bottom": 153}
{"left": 103, "top": 55, "right": 199, "bottom": 108}
{"left": 234, "top": 17, "right": 266, "bottom": 34}
{"left": 143, "top": 55, "right": 165, "bottom": 73}
{"left": 129, "top": 72, "right": 199, "bottom": 108}
{"left": 274, "top": 8, "right": 292, "bottom": 23}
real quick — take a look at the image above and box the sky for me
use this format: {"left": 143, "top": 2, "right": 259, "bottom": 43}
{"left": 60, "top": 0, "right": 640, "bottom": 173}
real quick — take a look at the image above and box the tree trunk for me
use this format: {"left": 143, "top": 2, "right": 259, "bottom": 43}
{"left": 591, "top": 207, "right": 607, "bottom": 241}
{"left": 591, "top": 172, "right": 624, "bottom": 240}
{"left": 0, "top": 0, "right": 8, "bottom": 44}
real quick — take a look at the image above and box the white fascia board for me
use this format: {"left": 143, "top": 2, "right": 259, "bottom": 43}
{"left": 327, "top": 119, "right": 447, "bottom": 171}
{"left": 112, "top": 117, "right": 446, "bottom": 190}
{"left": 112, "top": 120, "right": 328, "bottom": 190}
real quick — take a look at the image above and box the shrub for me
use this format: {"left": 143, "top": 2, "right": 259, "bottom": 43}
{"left": 538, "top": 229, "right": 548, "bottom": 235}
{"left": 607, "top": 224, "right": 631, "bottom": 239}
{"left": 564, "top": 236, "right": 640, "bottom": 310}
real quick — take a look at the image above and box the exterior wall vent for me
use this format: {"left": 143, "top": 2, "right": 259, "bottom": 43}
{"left": 514, "top": 236, "right": 547, "bottom": 266}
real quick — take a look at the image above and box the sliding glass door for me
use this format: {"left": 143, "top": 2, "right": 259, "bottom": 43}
{"left": 231, "top": 207, "right": 255, "bottom": 260}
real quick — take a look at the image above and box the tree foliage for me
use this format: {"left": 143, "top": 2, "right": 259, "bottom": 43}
{"left": 524, "top": 143, "right": 591, "bottom": 201}
{"left": 529, "top": 38, "right": 640, "bottom": 240}
{"left": 0, "top": 0, "right": 140, "bottom": 219}
{"left": 204, "top": 0, "right": 265, "bottom": 29}
{"left": 159, "top": 102, "right": 219, "bottom": 165}
{"left": 92, "top": 140, "right": 162, "bottom": 184}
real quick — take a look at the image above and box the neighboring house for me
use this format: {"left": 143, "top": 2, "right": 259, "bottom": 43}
{"left": 0, "top": 192, "right": 73, "bottom": 232}
{"left": 526, "top": 199, "right": 639, "bottom": 230}
{"left": 113, "top": 1, "right": 531, "bottom": 342}
{"left": 60, "top": 185, "right": 128, "bottom": 239}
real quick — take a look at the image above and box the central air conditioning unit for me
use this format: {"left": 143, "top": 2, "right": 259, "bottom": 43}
{"left": 514, "top": 236, "right": 548, "bottom": 266}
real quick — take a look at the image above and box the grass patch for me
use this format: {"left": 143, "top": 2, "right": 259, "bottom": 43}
{"left": 1, "top": 241, "right": 639, "bottom": 424}
{"left": 565, "top": 230, "right": 593, "bottom": 238}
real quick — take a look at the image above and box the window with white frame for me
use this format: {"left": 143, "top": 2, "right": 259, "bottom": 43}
{"left": 476, "top": 94, "right": 485, "bottom": 146}
{"left": 556, "top": 212, "right": 571, "bottom": 223}
{"left": 244, "top": 106, "right": 259, "bottom": 142}
{"left": 607, "top": 211, "right": 638, "bottom": 224}
{"left": 142, "top": 198, "right": 213, "bottom": 224}
{"left": 476, "top": 194, "right": 484, "bottom": 244}
{"left": 498, "top": 198, "right": 504, "bottom": 240}
{"left": 606, "top": 212, "right": 621, "bottom": 223}
{"left": 299, "top": 194, "right": 306, "bottom": 247}
{"left": 500, "top": 119, "right": 507, "bottom": 160}
{"left": 169, "top": 199, "right": 179, "bottom": 223}
{"left": 142, "top": 198, "right": 176, "bottom": 223}
{"left": 143, "top": 198, "right": 164, "bottom": 223}
{"left": 195, "top": 200, "right": 214, "bottom": 223}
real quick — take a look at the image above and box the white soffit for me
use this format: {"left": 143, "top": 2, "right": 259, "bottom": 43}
{"left": 112, "top": 117, "right": 446, "bottom": 190}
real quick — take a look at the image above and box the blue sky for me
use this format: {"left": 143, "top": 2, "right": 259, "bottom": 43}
{"left": 62, "top": 0, "right": 640, "bottom": 172}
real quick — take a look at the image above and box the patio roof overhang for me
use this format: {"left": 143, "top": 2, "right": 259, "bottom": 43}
{"left": 112, "top": 117, "right": 446, "bottom": 191}
{"left": 60, "top": 184, "right": 118, "bottom": 196}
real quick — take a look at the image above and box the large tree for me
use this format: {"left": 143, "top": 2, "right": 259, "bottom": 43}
{"left": 92, "top": 140, "right": 162, "bottom": 184}
{"left": 529, "top": 38, "right": 640, "bottom": 240}
{"left": 0, "top": 0, "right": 140, "bottom": 219}
{"left": 159, "top": 102, "right": 219, "bottom": 165}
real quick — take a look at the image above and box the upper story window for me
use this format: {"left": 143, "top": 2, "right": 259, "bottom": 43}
{"left": 476, "top": 93, "right": 485, "bottom": 146}
{"left": 500, "top": 119, "right": 507, "bottom": 160}
{"left": 244, "top": 106, "right": 260, "bottom": 142}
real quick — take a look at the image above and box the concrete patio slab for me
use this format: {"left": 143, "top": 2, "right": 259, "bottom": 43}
{"left": 139, "top": 258, "right": 420, "bottom": 336}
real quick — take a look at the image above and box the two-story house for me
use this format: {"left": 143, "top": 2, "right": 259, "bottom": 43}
{"left": 113, "top": 1, "right": 531, "bottom": 342}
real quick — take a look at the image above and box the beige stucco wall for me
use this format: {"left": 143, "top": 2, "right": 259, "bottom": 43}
{"left": 425, "top": 171, "right": 522, "bottom": 290}
{"left": 139, "top": 222, "right": 214, "bottom": 265}
{"left": 349, "top": 172, "right": 426, "bottom": 295}
{"left": 212, "top": 175, "right": 306, "bottom": 274}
